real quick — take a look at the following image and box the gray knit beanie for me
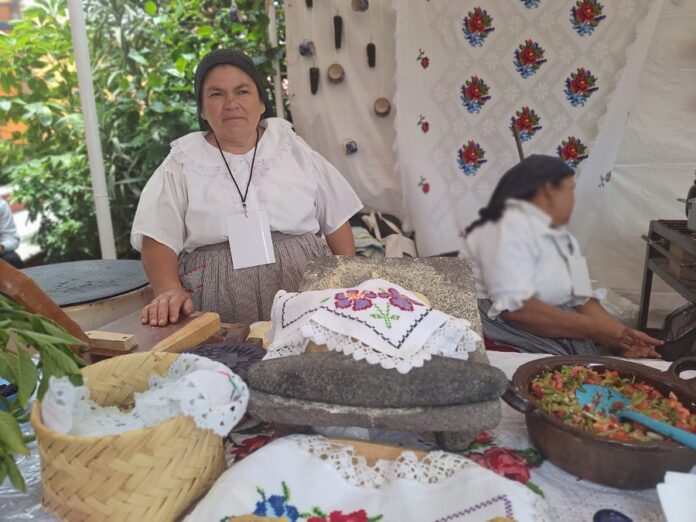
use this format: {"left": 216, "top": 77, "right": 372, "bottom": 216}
{"left": 194, "top": 48, "right": 273, "bottom": 131}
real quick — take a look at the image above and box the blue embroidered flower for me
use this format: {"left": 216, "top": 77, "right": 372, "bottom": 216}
{"left": 252, "top": 484, "right": 300, "bottom": 522}
{"left": 520, "top": 0, "right": 541, "bottom": 8}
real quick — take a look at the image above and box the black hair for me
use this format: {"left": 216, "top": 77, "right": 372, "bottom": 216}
{"left": 465, "top": 154, "right": 574, "bottom": 234}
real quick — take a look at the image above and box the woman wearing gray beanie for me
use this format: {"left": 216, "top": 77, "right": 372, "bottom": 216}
{"left": 460, "top": 155, "right": 662, "bottom": 358}
{"left": 131, "top": 49, "right": 362, "bottom": 326}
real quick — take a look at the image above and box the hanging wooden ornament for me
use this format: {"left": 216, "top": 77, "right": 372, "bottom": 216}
{"left": 344, "top": 139, "right": 358, "bottom": 155}
{"left": 351, "top": 0, "right": 369, "bottom": 12}
{"left": 333, "top": 15, "right": 343, "bottom": 49}
{"left": 373, "top": 97, "right": 391, "bottom": 117}
{"left": 367, "top": 43, "right": 376, "bottom": 68}
{"left": 309, "top": 67, "right": 320, "bottom": 94}
{"left": 327, "top": 63, "right": 345, "bottom": 84}
{"left": 298, "top": 39, "right": 316, "bottom": 57}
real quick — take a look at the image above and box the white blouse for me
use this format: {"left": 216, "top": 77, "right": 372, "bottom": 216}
{"left": 460, "top": 199, "right": 604, "bottom": 318}
{"left": 131, "top": 118, "right": 363, "bottom": 255}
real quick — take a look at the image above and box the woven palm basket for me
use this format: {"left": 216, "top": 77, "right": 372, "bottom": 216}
{"left": 30, "top": 352, "right": 226, "bottom": 522}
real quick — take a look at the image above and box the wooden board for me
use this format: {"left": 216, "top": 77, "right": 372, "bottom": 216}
{"left": 330, "top": 438, "right": 427, "bottom": 466}
{"left": 89, "top": 311, "right": 250, "bottom": 358}
{"left": 85, "top": 331, "right": 137, "bottom": 352}
{"left": 150, "top": 312, "right": 220, "bottom": 353}
{"left": 90, "top": 311, "right": 217, "bottom": 356}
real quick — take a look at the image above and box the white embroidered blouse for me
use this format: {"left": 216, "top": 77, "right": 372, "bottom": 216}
{"left": 460, "top": 199, "right": 605, "bottom": 318}
{"left": 131, "top": 118, "right": 363, "bottom": 255}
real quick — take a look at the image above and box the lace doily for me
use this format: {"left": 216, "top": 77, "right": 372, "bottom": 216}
{"left": 287, "top": 435, "right": 481, "bottom": 489}
{"left": 265, "top": 279, "right": 481, "bottom": 374}
{"left": 41, "top": 355, "right": 248, "bottom": 437}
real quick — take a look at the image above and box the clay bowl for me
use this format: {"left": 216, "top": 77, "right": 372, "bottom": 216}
{"left": 503, "top": 356, "right": 696, "bottom": 489}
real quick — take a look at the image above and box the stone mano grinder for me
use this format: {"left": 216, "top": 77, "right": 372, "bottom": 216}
{"left": 246, "top": 257, "right": 508, "bottom": 451}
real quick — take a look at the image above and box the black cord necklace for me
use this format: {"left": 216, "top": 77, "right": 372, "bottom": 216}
{"left": 214, "top": 127, "right": 260, "bottom": 217}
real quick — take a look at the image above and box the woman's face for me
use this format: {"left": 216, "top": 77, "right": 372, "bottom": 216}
{"left": 200, "top": 65, "right": 266, "bottom": 145}
{"left": 547, "top": 175, "right": 576, "bottom": 225}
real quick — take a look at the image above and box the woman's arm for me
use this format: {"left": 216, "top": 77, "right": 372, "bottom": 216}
{"left": 140, "top": 236, "right": 194, "bottom": 326}
{"left": 575, "top": 298, "right": 662, "bottom": 357}
{"left": 500, "top": 297, "right": 662, "bottom": 358}
{"left": 500, "top": 297, "right": 595, "bottom": 338}
{"left": 325, "top": 222, "right": 356, "bottom": 255}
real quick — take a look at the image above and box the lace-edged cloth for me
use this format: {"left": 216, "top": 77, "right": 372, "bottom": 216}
{"left": 41, "top": 355, "right": 249, "bottom": 437}
{"left": 265, "top": 279, "right": 481, "bottom": 374}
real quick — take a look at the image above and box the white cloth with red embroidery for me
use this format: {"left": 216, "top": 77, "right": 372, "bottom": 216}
{"left": 185, "top": 435, "right": 549, "bottom": 521}
{"left": 264, "top": 279, "right": 481, "bottom": 374}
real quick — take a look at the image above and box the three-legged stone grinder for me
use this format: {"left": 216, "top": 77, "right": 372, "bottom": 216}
{"left": 246, "top": 257, "right": 507, "bottom": 451}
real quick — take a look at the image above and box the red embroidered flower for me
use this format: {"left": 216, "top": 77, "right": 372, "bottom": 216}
{"left": 378, "top": 288, "right": 422, "bottom": 312}
{"left": 521, "top": 46, "right": 537, "bottom": 66}
{"left": 472, "top": 431, "right": 494, "bottom": 445}
{"left": 421, "top": 121, "right": 429, "bottom": 133}
{"left": 467, "top": 12, "right": 486, "bottom": 33}
{"left": 329, "top": 511, "right": 369, "bottom": 522}
{"left": 571, "top": 74, "right": 588, "bottom": 94}
{"left": 578, "top": 3, "right": 595, "bottom": 23}
{"left": 463, "top": 147, "right": 479, "bottom": 163}
{"left": 334, "top": 290, "right": 377, "bottom": 311}
{"left": 416, "top": 49, "right": 430, "bottom": 70}
{"left": 481, "top": 447, "right": 532, "bottom": 483}
{"left": 418, "top": 176, "right": 430, "bottom": 194}
{"left": 561, "top": 142, "right": 579, "bottom": 160}
{"left": 230, "top": 435, "right": 274, "bottom": 461}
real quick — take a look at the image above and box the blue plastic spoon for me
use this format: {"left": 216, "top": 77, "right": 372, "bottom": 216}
{"left": 575, "top": 384, "right": 696, "bottom": 450}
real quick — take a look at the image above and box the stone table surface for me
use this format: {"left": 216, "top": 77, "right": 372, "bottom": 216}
{"left": 22, "top": 260, "right": 147, "bottom": 306}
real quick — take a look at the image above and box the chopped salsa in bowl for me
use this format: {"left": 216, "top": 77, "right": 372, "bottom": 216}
{"left": 530, "top": 365, "right": 696, "bottom": 443}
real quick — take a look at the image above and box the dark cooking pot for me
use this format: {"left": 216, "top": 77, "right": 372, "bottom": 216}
{"left": 503, "top": 356, "right": 696, "bottom": 489}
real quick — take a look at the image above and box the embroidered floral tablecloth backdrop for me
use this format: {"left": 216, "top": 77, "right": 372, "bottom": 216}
{"left": 393, "top": 0, "right": 653, "bottom": 256}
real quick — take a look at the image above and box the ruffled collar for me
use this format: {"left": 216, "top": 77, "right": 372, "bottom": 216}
{"left": 170, "top": 117, "right": 293, "bottom": 168}
{"left": 505, "top": 198, "right": 569, "bottom": 237}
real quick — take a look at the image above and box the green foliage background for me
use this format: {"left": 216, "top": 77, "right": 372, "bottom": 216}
{"left": 0, "top": 0, "right": 285, "bottom": 261}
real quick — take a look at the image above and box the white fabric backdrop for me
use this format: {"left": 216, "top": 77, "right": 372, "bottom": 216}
{"left": 582, "top": 0, "right": 696, "bottom": 321}
{"left": 285, "top": 0, "right": 404, "bottom": 220}
{"left": 393, "top": 0, "right": 655, "bottom": 256}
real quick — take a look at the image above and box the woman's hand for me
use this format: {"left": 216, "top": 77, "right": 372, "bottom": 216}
{"left": 592, "top": 321, "right": 662, "bottom": 358}
{"left": 141, "top": 288, "right": 194, "bottom": 326}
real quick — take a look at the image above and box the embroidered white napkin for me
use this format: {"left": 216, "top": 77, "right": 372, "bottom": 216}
{"left": 41, "top": 355, "right": 249, "bottom": 437}
{"left": 186, "top": 435, "right": 550, "bottom": 522}
{"left": 265, "top": 279, "right": 481, "bottom": 373}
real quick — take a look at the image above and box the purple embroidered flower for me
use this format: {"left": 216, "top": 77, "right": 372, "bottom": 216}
{"left": 378, "top": 288, "right": 422, "bottom": 312}
{"left": 334, "top": 290, "right": 377, "bottom": 311}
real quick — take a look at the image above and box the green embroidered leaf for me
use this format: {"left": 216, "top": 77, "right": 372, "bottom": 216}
{"left": 526, "top": 480, "right": 545, "bottom": 497}
{"left": 281, "top": 480, "right": 290, "bottom": 500}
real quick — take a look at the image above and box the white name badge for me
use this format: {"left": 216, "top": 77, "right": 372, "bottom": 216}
{"left": 226, "top": 209, "right": 276, "bottom": 269}
{"left": 569, "top": 255, "right": 593, "bottom": 298}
